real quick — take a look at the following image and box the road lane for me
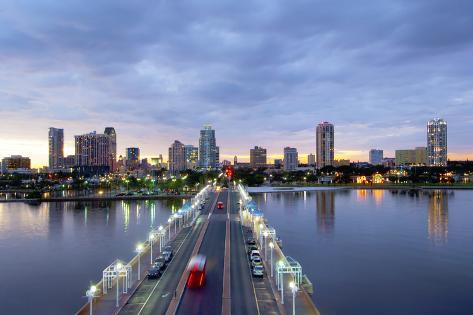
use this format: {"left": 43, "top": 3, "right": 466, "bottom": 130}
{"left": 230, "top": 191, "right": 259, "bottom": 315}
{"left": 119, "top": 192, "right": 218, "bottom": 315}
{"left": 176, "top": 191, "right": 228, "bottom": 315}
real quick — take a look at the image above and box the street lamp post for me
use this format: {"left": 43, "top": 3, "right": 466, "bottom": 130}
{"left": 116, "top": 262, "right": 123, "bottom": 307}
{"left": 136, "top": 243, "right": 144, "bottom": 281}
{"left": 269, "top": 242, "right": 274, "bottom": 277}
{"left": 86, "top": 285, "right": 97, "bottom": 315}
{"left": 278, "top": 261, "right": 285, "bottom": 304}
{"left": 289, "top": 281, "right": 298, "bottom": 315}
{"left": 263, "top": 231, "right": 268, "bottom": 260}
{"left": 158, "top": 225, "right": 164, "bottom": 252}
{"left": 168, "top": 218, "right": 172, "bottom": 239}
{"left": 149, "top": 233, "right": 155, "bottom": 264}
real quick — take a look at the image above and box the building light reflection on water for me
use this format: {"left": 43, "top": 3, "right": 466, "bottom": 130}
{"left": 122, "top": 201, "right": 130, "bottom": 232}
{"left": 316, "top": 191, "right": 335, "bottom": 234}
{"left": 356, "top": 189, "right": 367, "bottom": 201}
{"left": 428, "top": 190, "right": 449, "bottom": 244}
{"left": 372, "top": 190, "right": 385, "bottom": 205}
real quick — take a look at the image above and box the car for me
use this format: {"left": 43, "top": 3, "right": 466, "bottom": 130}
{"left": 246, "top": 238, "right": 256, "bottom": 246}
{"left": 115, "top": 192, "right": 126, "bottom": 197}
{"left": 247, "top": 245, "right": 258, "bottom": 255}
{"left": 217, "top": 201, "right": 224, "bottom": 209}
{"left": 251, "top": 256, "right": 263, "bottom": 267}
{"left": 147, "top": 266, "right": 162, "bottom": 279}
{"left": 252, "top": 265, "right": 264, "bottom": 278}
{"left": 154, "top": 256, "right": 167, "bottom": 271}
{"left": 249, "top": 250, "right": 261, "bottom": 261}
{"left": 162, "top": 247, "right": 173, "bottom": 262}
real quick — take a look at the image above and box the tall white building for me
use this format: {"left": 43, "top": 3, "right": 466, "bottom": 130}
{"left": 283, "top": 147, "right": 298, "bottom": 171}
{"left": 184, "top": 145, "right": 199, "bottom": 169}
{"left": 369, "top": 149, "right": 384, "bottom": 165}
{"left": 427, "top": 118, "right": 447, "bottom": 166}
{"left": 198, "top": 125, "right": 218, "bottom": 169}
{"left": 48, "top": 127, "right": 64, "bottom": 169}
{"left": 307, "top": 153, "right": 316, "bottom": 166}
{"left": 316, "top": 122, "right": 334, "bottom": 168}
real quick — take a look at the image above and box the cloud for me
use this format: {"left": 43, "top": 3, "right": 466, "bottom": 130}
{"left": 0, "top": 0, "right": 472, "bottom": 165}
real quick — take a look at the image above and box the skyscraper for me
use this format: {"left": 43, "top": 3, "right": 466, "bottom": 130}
{"left": 369, "top": 149, "right": 383, "bottom": 165}
{"left": 169, "top": 140, "right": 186, "bottom": 175}
{"left": 104, "top": 127, "right": 117, "bottom": 171}
{"left": 316, "top": 122, "right": 334, "bottom": 168}
{"left": 198, "top": 125, "right": 218, "bottom": 169}
{"left": 250, "top": 146, "right": 267, "bottom": 168}
{"left": 283, "top": 147, "right": 298, "bottom": 171}
{"left": 74, "top": 131, "right": 112, "bottom": 170}
{"left": 307, "top": 153, "right": 316, "bottom": 166}
{"left": 48, "top": 127, "right": 64, "bottom": 169}
{"left": 184, "top": 145, "right": 199, "bottom": 169}
{"left": 126, "top": 147, "right": 140, "bottom": 170}
{"left": 427, "top": 118, "right": 447, "bottom": 166}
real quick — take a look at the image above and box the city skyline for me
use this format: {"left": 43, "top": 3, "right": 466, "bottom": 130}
{"left": 1, "top": 1, "right": 473, "bottom": 166}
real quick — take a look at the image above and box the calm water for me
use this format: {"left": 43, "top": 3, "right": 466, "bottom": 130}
{"left": 252, "top": 189, "right": 473, "bottom": 315}
{"left": 0, "top": 199, "right": 185, "bottom": 315}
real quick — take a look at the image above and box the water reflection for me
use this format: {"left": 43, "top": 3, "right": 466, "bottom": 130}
{"left": 427, "top": 190, "right": 449, "bottom": 244}
{"left": 316, "top": 191, "right": 335, "bottom": 234}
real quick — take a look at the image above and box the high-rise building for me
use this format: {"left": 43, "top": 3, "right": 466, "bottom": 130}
{"left": 1, "top": 155, "right": 31, "bottom": 173}
{"left": 307, "top": 153, "right": 316, "bottom": 166}
{"left": 274, "top": 159, "right": 283, "bottom": 168}
{"left": 75, "top": 131, "right": 112, "bottom": 170}
{"left": 169, "top": 140, "right": 186, "bottom": 175}
{"left": 198, "top": 125, "right": 218, "bottom": 169}
{"left": 63, "top": 155, "right": 75, "bottom": 169}
{"left": 48, "top": 127, "right": 64, "bottom": 169}
{"left": 126, "top": 147, "right": 140, "bottom": 169}
{"left": 184, "top": 145, "right": 199, "bottom": 169}
{"left": 250, "top": 146, "right": 267, "bottom": 168}
{"left": 316, "top": 122, "right": 335, "bottom": 168}
{"left": 427, "top": 119, "right": 447, "bottom": 166}
{"left": 395, "top": 147, "right": 427, "bottom": 166}
{"left": 283, "top": 147, "right": 298, "bottom": 171}
{"left": 369, "top": 149, "right": 383, "bottom": 165}
{"left": 104, "top": 127, "right": 117, "bottom": 171}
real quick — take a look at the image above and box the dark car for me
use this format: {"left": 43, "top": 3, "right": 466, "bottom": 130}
{"left": 154, "top": 256, "right": 167, "bottom": 271}
{"left": 147, "top": 266, "right": 162, "bottom": 279}
{"left": 247, "top": 245, "right": 258, "bottom": 255}
{"left": 246, "top": 238, "right": 256, "bottom": 246}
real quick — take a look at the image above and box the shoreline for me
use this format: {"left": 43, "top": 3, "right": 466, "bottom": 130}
{"left": 247, "top": 184, "right": 473, "bottom": 193}
{"left": 0, "top": 194, "right": 193, "bottom": 203}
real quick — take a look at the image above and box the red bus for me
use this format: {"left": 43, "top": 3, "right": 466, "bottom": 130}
{"left": 186, "top": 255, "right": 207, "bottom": 288}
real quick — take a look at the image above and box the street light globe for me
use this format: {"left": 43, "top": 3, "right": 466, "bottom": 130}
{"left": 149, "top": 232, "right": 155, "bottom": 240}
{"left": 269, "top": 242, "right": 274, "bottom": 248}
{"left": 263, "top": 231, "right": 268, "bottom": 237}
{"left": 289, "top": 281, "right": 295, "bottom": 289}
{"left": 168, "top": 218, "right": 172, "bottom": 223}
{"left": 116, "top": 262, "right": 123, "bottom": 271}
{"left": 90, "top": 285, "right": 97, "bottom": 294}
{"left": 136, "top": 243, "right": 144, "bottom": 252}
{"left": 158, "top": 225, "right": 163, "bottom": 231}
{"left": 278, "top": 260, "right": 284, "bottom": 267}
{"left": 259, "top": 223, "right": 263, "bottom": 229}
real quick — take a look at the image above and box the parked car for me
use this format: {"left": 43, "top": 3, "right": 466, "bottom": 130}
{"left": 251, "top": 256, "right": 263, "bottom": 268}
{"left": 252, "top": 265, "right": 264, "bottom": 278}
{"left": 162, "top": 246, "right": 173, "bottom": 262}
{"left": 246, "top": 238, "right": 256, "bottom": 246}
{"left": 247, "top": 245, "right": 258, "bottom": 255}
{"left": 154, "top": 256, "right": 167, "bottom": 271}
{"left": 147, "top": 266, "right": 162, "bottom": 279}
{"left": 249, "top": 250, "right": 261, "bottom": 261}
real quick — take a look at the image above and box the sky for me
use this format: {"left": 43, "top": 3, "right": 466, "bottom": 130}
{"left": 0, "top": 0, "right": 472, "bottom": 167}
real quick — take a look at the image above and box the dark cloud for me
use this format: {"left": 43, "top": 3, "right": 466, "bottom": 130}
{"left": 0, "top": 0, "right": 472, "bottom": 164}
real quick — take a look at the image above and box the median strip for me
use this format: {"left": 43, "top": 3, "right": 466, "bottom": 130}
{"left": 222, "top": 189, "right": 231, "bottom": 315}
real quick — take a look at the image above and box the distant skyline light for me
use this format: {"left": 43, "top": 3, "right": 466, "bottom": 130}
{"left": 1, "top": 1, "right": 472, "bottom": 167}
